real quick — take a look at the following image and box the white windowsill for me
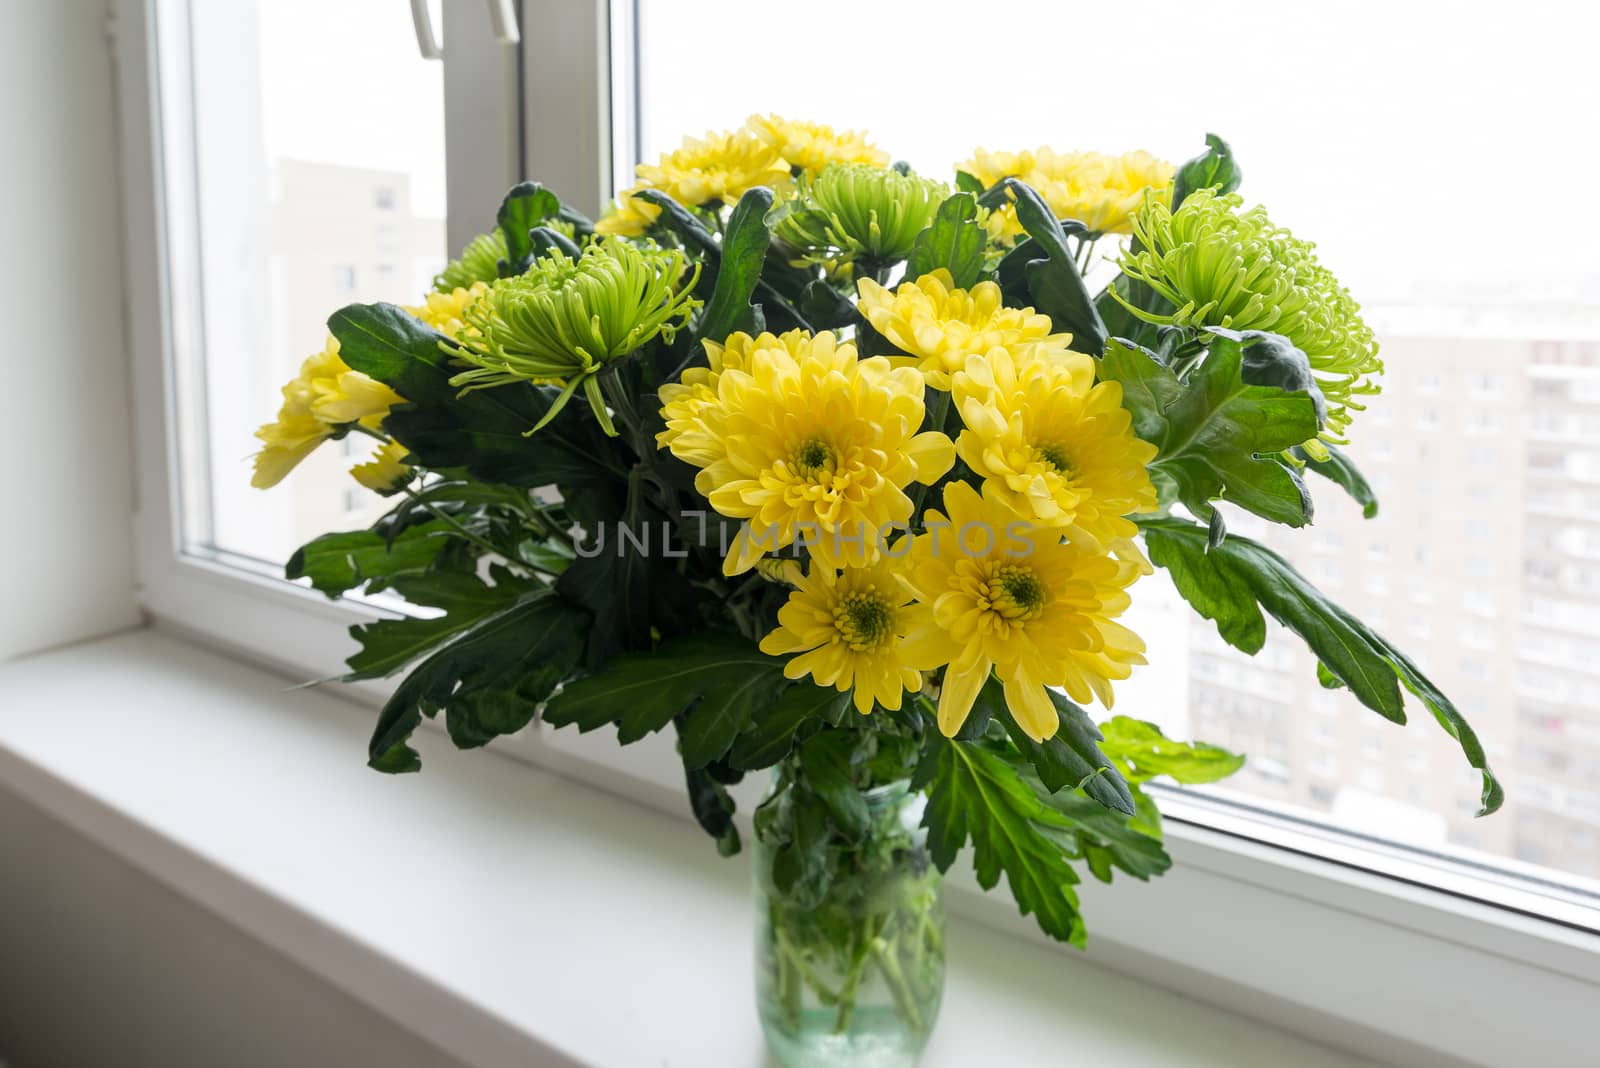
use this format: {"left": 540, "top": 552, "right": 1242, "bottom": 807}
{"left": 0, "top": 629, "right": 1379, "bottom": 1068}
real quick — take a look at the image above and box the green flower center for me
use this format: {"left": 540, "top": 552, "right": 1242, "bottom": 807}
{"left": 835, "top": 591, "right": 895, "bottom": 652}
{"left": 1033, "top": 442, "right": 1074, "bottom": 476}
{"left": 991, "top": 566, "right": 1048, "bottom": 620}
{"left": 792, "top": 437, "right": 837, "bottom": 477}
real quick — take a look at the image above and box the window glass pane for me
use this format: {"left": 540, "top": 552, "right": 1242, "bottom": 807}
{"left": 169, "top": 0, "right": 447, "bottom": 565}
{"left": 635, "top": 0, "right": 1600, "bottom": 904}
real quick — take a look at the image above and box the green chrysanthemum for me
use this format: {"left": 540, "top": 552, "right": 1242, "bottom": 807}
{"left": 449, "top": 236, "right": 701, "bottom": 436}
{"left": 433, "top": 229, "right": 508, "bottom": 293}
{"left": 1115, "top": 189, "right": 1382, "bottom": 442}
{"left": 773, "top": 163, "right": 948, "bottom": 266}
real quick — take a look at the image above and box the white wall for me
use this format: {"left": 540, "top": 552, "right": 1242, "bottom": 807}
{"left": 0, "top": 785, "right": 471, "bottom": 1068}
{"left": 0, "top": 1, "right": 140, "bottom": 660}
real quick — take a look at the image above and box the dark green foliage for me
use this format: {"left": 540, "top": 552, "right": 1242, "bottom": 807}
{"left": 1100, "top": 335, "right": 1319, "bottom": 526}
{"left": 328, "top": 303, "right": 626, "bottom": 491}
{"left": 541, "top": 631, "right": 792, "bottom": 770}
{"left": 1141, "top": 517, "right": 1503, "bottom": 815}
{"left": 1002, "top": 178, "right": 1107, "bottom": 354}
{"left": 365, "top": 591, "right": 588, "bottom": 773}
{"left": 967, "top": 679, "right": 1134, "bottom": 814}
{"left": 346, "top": 567, "right": 536, "bottom": 680}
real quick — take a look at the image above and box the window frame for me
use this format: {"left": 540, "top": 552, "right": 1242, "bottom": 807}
{"left": 114, "top": 0, "right": 1600, "bottom": 1062}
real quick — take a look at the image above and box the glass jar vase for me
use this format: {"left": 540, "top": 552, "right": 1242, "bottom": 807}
{"left": 753, "top": 771, "right": 945, "bottom": 1068}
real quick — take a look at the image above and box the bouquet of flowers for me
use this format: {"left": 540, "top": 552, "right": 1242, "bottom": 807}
{"left": 253, "top": 116, "right": 1500, "bottom": 1060}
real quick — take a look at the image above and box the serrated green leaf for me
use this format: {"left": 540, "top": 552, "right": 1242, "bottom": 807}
{"left": 1294, "top": 442, "right": 1379, "bottom": 519}
{"left": 976, "top": 679, "right": 1134, "bottom": 815}
{"left": 345, "top": 570, "right": 535, "bottom": 680}
{"left": 906, "top": 193, "right": 986, "bottom": 290}
{"left": 729, "top": 684, "right": 850, "bottom": 771}
{"left": 920, "top": 737, "right": 1086, "bottom": 945}
{"left": 1100, "top": 336, "right": 1318, "bottom": 526}
{"left": 366, "top": 590, "right": 587, "bottom": 772}
{"left": 1140, "top": 516, "right": 1503, "bottom": 815}
{"left": 541, "top": 631, "right": 790, "bottom": 769}
{"left": 1027, "top": 784, "right": 1172, "bottom": 883}
{"left": 1098, "top": 716, "right": 1245, "bottom": 785}
{"left": 286, "top": 520, "right": 453, "bottom": 598}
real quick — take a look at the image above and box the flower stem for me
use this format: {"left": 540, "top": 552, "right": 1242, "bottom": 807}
{"left": 870, "top": 931, "right": 925, "bottom": 1034}
{"left": 399, "top": 485, "right": 521, "bottom": 570}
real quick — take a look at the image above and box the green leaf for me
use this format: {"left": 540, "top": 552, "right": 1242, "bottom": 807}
{"left": 529, "top": 224, "right": 581, "bottom": 261}
{"left": 797, "top": 279, "right": 856, "bottom": 331}
{"left": 1172, "top": 133, "right": 1242, "bottom": 210}
{"left": 1212, "top": 327, "right": 1328, "bottom": 426}
{"left": 1140, "top": 516, "right": 1504, "bottom": 815}
{"left": 954, "top": 170, "right": 985, "bottom": 196}
{"left": 631, "top": 189, "right": 720, "bottom": 257}
{"left": 1100, "top": 335, "right": 1317, "bottom": 526}
{"left": 541, "top": 631, "right": 791, "bottom": 769}
{"left": 798, "top": 731, "right": 870, "bottom": 839}
{"left": 345, "top": 569, "right": 535, "bottom": 680}
{"left": 905, "top": 193, "right": 986, "bottom": 290}
{"left": 700, "top": 187, "right": 775, "bottom": 342}
{"left": 975, "top": 679, "right": 1134, "bottom": 815}
{"left": 1027, "top": 783, "right": 1172, "bottom": 883}
{"left": 1003, "top": 178, "right": 1107, "bottom": 354}
{"left": 683, "top": 755, "right": 741, "bottom": 857}
{"left": 554, "top": 504, "right": 658, "bottom": 666}
{"left": 286, "top": 520, "right": 453, "bottom": 598}
{"left": 920, "top": 737, "right": 1086, "bottom": 945}
{"left": 366, "top": 590, "right": 587, "bottom": 772}
{"left": 496, "top": 182, "right": 563, "bottom": 273}
{"left": 729, "top": 683, "right": 850, "bottom": 771}
{"left": 1097, "top": 716, "right": 1245, "bottom": 785}
{"left": 771, "top": 799, "right": 832, "bottom": 909}
{"left": 329, "top": 303, "right": 625, "bottom": 490}
{"left": 1294, "top": 442, "right": 1379, "bottom": 519}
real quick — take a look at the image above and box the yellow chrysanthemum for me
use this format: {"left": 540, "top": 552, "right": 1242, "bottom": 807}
{"left": 350, "top": 439, "right": 412, "bottom": 495}
{"left": 250, "top": 337, "right": 404, "bottom": 489}
{"left": 596, "top": 130, "right": 792, "bottom": 234}
{"left": 656, "top": 330, "right": 804, "bottom": 466}
{"left": 855, "top": 269, "right": 1072, "bottom": 390}
{"left": 758, "top": 558, "right": 942, "bottom": 714}
{"left": 953, "top": 346, "right": 1157, "bottom": 549}
{"left": 902, "top": 481, "right": 1147, "bottom": 742}
{"left": 957, "top": 147, "right": 1174, "bottom": 240}
{"left": 594, "top": 188, "right": 661, "bottom": 237}
{"left": 635, "top": 129, "right": 791, "bottom": 208}
{"left": 745, "top": 114, "right": 889, "bottom": 172}
{"left": 960, "top": 149, "right": 1036, "bottom": 189}
{"left": 405, "top": 281, "right": 489, "bottom": 340}
{"left": 658, "top": 330, "right": 955, "bottom": 575}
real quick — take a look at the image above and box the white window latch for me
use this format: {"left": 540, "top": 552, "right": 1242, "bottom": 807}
{"left": 411, "top": 0, "right": 521, "bottom": 60}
